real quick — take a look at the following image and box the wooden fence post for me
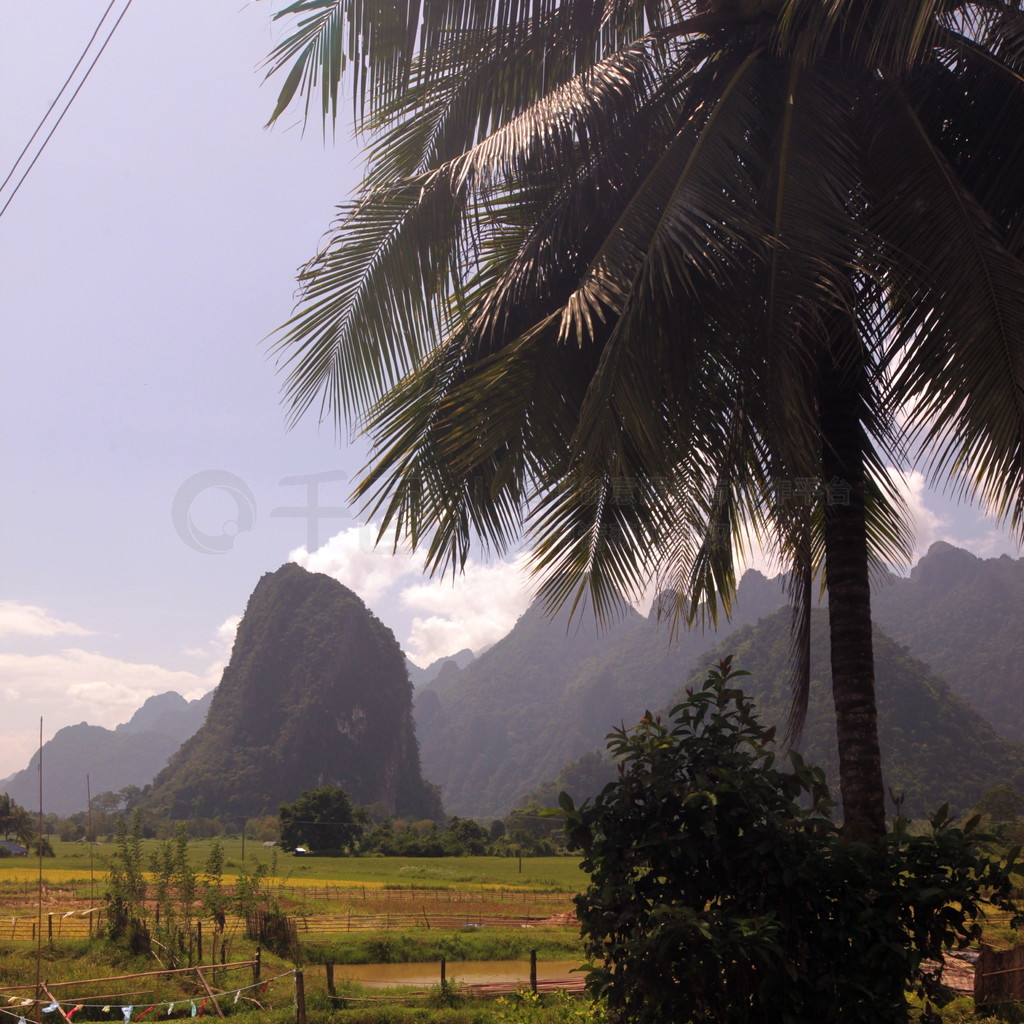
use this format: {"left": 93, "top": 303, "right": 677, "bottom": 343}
{"left": 253, "top": 947, "right": 261, "bottom": 984}
{"left": 530, "top": 950, "right": 537, "bottom": 994}
{"left": 975, "top": 944, "right": 1024, "bottom": 1007}
{"left": 197, "top": 921, "right": 203, "bottom": 962}
{"left": 325, "top": 963, "right": 335, "bottom": 996}
{"left": 295, "top": 970, "right": 306, "bottom": 1024}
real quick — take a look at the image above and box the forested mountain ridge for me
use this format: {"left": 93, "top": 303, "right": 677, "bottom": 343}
{"left": 675, "top": 609, "right": 1024, "bottom": 816}
{"left": 0, "top": 691, "right": 213, "bottom": 816}
{"left": 406, "top": 649, "right": 476, "bottom": 689}
{"left": 115, "top": 690, "right": 213, "bottom": 739}
{"left": 872, "top": 541, "right": 1024, "bottom": 744}
{"left": 416, "top": 547, "right": 1024, "bottom": 819}
{"left": 142, "top": 563, "right": 441, "bottom": 825}
{"left": 414, "top": 572, "right": 786, "bottom": 817}
{"left": 521, "top": 610, "right": 1024, "bottom": 819}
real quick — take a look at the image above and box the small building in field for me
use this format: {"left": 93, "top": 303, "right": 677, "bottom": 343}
{"left": 0, "top": 841, "right": 29, "bottom": 856}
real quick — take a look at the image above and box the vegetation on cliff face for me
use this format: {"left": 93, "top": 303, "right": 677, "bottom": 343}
{"left": 675, "top": 610, "right": 1024, "bottom": 818}
{"left": 415, "top": 575, "right": 780, "bottom": 818}
{"left": 420, "top": 546, "right": 1024, "bottom": 819}
{"left": 872, "top": 542, "right": 1024, "bottom": 745}
{"left": 143, "top": 564, "right": 441, "bottom": 825}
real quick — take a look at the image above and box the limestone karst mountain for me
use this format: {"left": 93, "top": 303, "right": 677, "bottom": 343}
{"left": 142, "top": 563, "right": 441, "bottom": 824}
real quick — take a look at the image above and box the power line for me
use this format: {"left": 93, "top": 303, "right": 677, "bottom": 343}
{"left": 0, "top": 0, "right": 134, "bottom": 222}
{"left": 0, "top": 0, "right": 121, "bottom": 196}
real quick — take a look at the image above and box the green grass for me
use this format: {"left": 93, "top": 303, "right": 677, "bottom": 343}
{"left": 301, "top": 930, "right": 583, "bottom": 965}
{"left": 0, "top": 845, "right": 585, "bottom": 893}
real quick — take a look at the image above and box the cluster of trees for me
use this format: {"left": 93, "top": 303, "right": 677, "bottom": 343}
{"left": 53, "top": 785, "right": 143, "bottom": 841}
{"left": 0, "top": 792, "right": 53, "bottom": 856}
{"left": 105, "top": 812, "right": 276, "bottom": 962}
{"left": 277, "top": 785, "right": 567, "bottom": 857}
{"left": 362, "top": 809, "right": 566, "bottom": 857}
{"left": 565, "top": 661, "right": 1022, "bottom": 1023}
{"left": 0, "top": 792, "right": 35, "bottom": 848}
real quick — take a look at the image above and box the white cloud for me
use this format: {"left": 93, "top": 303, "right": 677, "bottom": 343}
{"left": 0, "top": 648, "right": 213, "bottom": 778}
{"left": 290, "top": 525, "right": 423, "bottom": 603}
{"left": 293, "top": 525, "right": 537, "bottom": 665}
{"left": 217, "top": 614, "right": 242, "bottom": 646}
{"left": 401, "top": 555, "right": 534, "bottom": 665}
{"left": 883, "top": 467, "right": 947, "bottom": 562}
{"left": 185, "top": 610, "right": 242, "bottom": 659}
{"left": 0, "top": 601, "right": 95, "bottom": 638}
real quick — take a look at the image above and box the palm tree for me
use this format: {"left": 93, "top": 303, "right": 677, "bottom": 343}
{"left": 264, "top": 0, "right": 1024, "bottom": 838}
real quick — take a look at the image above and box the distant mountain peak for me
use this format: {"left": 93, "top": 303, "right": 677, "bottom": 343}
{"left": 115, "top": 690, "right": 212, "bottom": 736}
{"left": 911, "top": 541, "right": 982, "bottom": 587}
{"left": 406, "top": 648, "right": 476, "bottom": 689}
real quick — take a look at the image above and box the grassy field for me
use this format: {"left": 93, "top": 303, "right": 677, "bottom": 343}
{"left": 0, "top": 846, "right": 1018, "bottom": 1022}
{"left": 0, "top": 839, "right": 586, "bottom": 1014}
{"left": 0, "top": 843, "right": 586, "bottom": 892}
{"left": 0, "top": 844, "right": 585, "bottom": 972}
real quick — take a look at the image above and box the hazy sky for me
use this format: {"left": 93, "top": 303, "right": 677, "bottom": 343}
{"left": 0, "top": 1, "right": 1020, "bottom": 780}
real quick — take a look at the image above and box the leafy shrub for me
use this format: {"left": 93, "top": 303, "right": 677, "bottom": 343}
{"left": 105, "top": 811, "right": 150, "bottom": 952}
{"left": 493, "top": 990, "right": 607, "bottom": 1024}
{"left": 563, "top": 659, "right": 1022, "bottom": 1024}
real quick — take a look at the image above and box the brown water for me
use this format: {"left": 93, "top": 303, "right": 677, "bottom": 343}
{"left": 334, "top": 959, "right": 583, "bottom": 987}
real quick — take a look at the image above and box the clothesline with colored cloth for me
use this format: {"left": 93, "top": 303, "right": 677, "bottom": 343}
{"left": 0, "top": 971, "right": 294, "bottom": 1024}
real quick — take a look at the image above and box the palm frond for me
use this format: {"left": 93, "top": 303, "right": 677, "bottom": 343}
{"left": 870, "top": 82, "right": 1024, "bottom": 535}
{"left": 269, "top": 174, "right": 471, "bottom": 426}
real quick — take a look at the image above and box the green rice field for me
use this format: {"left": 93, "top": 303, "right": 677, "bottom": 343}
{"left": 0, "top": 842, "right": 586, "bottom": 892}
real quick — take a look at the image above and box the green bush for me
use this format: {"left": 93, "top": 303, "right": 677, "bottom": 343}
{"left": 563, "top": 659, "right": 1022, "bottom": 1024}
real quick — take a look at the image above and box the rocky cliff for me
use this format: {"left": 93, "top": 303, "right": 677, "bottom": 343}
{"left": 142, "top": 563, "right": 441, "bottom": 824}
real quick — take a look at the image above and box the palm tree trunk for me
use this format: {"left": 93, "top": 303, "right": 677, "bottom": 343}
{"left": 820, "top": 355, "right": 887, "bottom": 840}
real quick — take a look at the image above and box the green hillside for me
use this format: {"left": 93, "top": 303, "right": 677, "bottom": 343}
{"left": 674, "top": 609, "right": 1024, "bottom": 817}
{"left": 415, "top": 572, "right": 787, "bottom": 817}
{"left": 872, "top": 541, "right": 1024, "bottom": 745}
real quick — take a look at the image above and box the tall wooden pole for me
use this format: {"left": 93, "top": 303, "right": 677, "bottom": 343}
{"left": 35, "top": 718, "right": 43, "bottom": 1022}
{"left": 87, "top": 774, "right": 95, "bottom": 903}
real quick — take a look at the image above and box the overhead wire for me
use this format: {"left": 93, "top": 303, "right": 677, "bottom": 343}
{"left": 0, "top": 0, "right": 121, "bottom": 196}
{"left": 0, "top": 0, "right": 134, "bottom": 222}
